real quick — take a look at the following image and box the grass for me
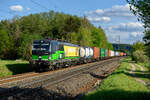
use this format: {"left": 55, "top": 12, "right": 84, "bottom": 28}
{"left": 138, "top": 62, "right": 150, "bottom": 70}
{"left": 133, "top": 63, "right": 150, "bottom": 85}
{"left": 81, "top": 58, "right": 150, "bottom": 100}
{"left": 0, "top": 60, "right": 33, "bottom": 77}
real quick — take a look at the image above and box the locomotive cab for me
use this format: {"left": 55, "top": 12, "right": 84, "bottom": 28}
{"left": 31, "top": 39, "right": 64, "bottom": 69}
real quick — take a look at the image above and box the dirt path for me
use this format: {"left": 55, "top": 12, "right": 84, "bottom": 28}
{"left": 130, "top": 64, "right": 146, "bottom": 85}
{"left": 135, "top": 64, "right": 146, "bottom": 75}
{"left": 137, "top": 64, "right": 145, "bottom": 71}
{"left": 130, "top": 64, "right": 136, "bottom": 72}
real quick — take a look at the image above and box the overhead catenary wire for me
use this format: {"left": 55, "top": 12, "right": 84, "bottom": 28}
{"left": 30, "top": 0, "right": 50, "bottom": 11}
{"left": 47, "top": 0, "right": 60, "bottom": 11}
{"left": 0, "top": 3, "right": 22, "bottom": 17}
{"left": 0, "top": 8, "right": 14, "bottom": 15}
{"left": 0, "top": 1, "right": 14, "bottom": 15}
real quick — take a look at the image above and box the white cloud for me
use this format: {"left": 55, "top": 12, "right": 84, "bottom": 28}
{"left": 85, "top": 4, "right": 135, "bottom": 19}
{"left": 85, "top": 4, "right": 143, "bottom": 44}
{"left": 106, "top": 22, "right": 144, "bottom": 32}
{"left": 26, "top": 8, "right": 30, "bottom": 11}
{"left": 105, "top": 29, "right": 144, "bottom": 44}
{"left": 87, "top": 16, "right": 111, "bottom": 22}
{"left": 130, "top": 32, "right": 143, "bottom": 37}
{"left": 112, "top": 4, "right": 130, "bottom": 11}
{"left": 10, "top": 5, "right": 23, "bottom": 12}
{"left": 104, "top": 22, "right": 144, "bottom": 44}
{"left": 131, "top": 32, "right": 139, "bottom": 37}
{"left": 95, "top": 9, "right": 104, "bottom": 14}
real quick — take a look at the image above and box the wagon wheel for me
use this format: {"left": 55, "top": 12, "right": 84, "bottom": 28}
{"left": 59, "top": 63, "right": 63, "bottom": 69}
{"left": 55, "top": 63, "right": 60, "bottom": 70}
{"left": 49, "top": 65, "right": 55, "bottom": 71}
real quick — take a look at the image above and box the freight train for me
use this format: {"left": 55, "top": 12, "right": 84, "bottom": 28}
{"left": 30, "top": 39, "right": 126, "bottom": 71}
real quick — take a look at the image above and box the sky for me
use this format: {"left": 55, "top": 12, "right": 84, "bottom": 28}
{"left": 0, "top": 0, "right": 145, "bottom": 44}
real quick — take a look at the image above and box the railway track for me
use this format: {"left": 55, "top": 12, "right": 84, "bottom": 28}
{"left": 0, "top": 57, "right": 123, "bottom": 100}
{"left": 0, "top": 58, "right": 116, "bottom": 87}
{"left": 0, "top": 61, "right": 104, "bottom": 87}
{"left": 0, "top": 72, "right": 38, "bottom": 85}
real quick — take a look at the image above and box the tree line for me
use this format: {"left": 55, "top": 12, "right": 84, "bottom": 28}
{"left": 112, "top": 43, "right": 132, "bottom": 55}
{"left": 0, "top": 11, "right": 113, "bottom": 60}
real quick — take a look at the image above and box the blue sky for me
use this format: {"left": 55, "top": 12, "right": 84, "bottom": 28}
{"left": 0, "top": 0, "right": 144, "bottom": 44}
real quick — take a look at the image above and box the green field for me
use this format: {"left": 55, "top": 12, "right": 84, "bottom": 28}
{"left": 0, "top": 60, "right": 32, "bottom": 77}
{"left": 82, "top": 58, "right": 150, "bottom": 100}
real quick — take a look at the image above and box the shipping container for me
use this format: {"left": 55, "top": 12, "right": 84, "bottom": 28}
{"left": 79, "top": 47, "right": 85, "bottom": 57}
{"left": 115, "top": 51, "right": 120, "bottom": 56}
{"left": 114, "top": 51, "right": 117, "bottom": 56}
{"left": 89, "top": 47, "right": 94, "bottom": 58}
{"left": 85, "top": 47, "right": 93, "bottom": 58}
{"left": 111, "top": 50, "right": 115, "bottom": 57}
{"left": 93, "top": 47, "right": 100, "bottom": 58}
{"left": 122, "top": 52, "right": 124, "bottom": 56}
{"left": 123, "top": 53, "right": 126, "bottom": 56}
{"left": 120, "top": 52, "right": 123, "bottom": 56}
{"left": 64, "top": 45, "right": 79, "bottom": 57}
{"left": 85, "top": 47, "right": 90, "bottom": 58}
{"left": 100, "top": 48, "right": 105, "bottom": 58}
{"left": 105, "top": 49, "right": 108, "bottom": 57}
{"left": 108, "top": 50, "right": 111, "bottom": 57}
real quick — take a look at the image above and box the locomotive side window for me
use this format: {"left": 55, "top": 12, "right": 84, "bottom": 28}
{"left": 49, "top": 43, "right": 51, "bottom": 52}
{"left": 58, "top": 44, "right": 64, "bottom": 51}
{"left": 51, "top": 41, "right": 58, "bottom": 53}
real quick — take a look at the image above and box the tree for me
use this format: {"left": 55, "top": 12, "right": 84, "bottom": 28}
{"left": 127, "top": 0, "right": 150, "bottom": 58}
{"left": 0, "top": 29, "right": 15, "bottom": 59}
{"left": 132, "top": 41, "right": 145, "bottom": 52}
{"left": 77, "top": 27, "right": 92, "bottom": 46}
{"left": 0, "top": 29, "right": 9, "bottom": 58}
{"left": 133, "top": 50, "right": 149, "bottom": 63}
{"left": 131, "top": 41, "right": 148, "bottom": 61}
{"left": 18, "top": 34, "right": 42, "bottom": 60}
{"left": 143, "top": 30, "right": 150, "bottom": 57}
{"left": 127, "top": 0, "right": 150, "bottom": 28}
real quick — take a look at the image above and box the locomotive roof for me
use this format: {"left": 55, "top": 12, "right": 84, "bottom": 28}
{"left": 58, "top": 41, "right": 79, "bottom": 47}
{"left": 33, "top": 39, "right": 50, "bottom": 43}
{"left": 33, "top": 39, "right": 79, "bottom": 47}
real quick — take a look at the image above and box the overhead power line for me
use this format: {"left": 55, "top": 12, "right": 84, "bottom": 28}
{"left": 48, "top": 0, "right": 61, "bottom": 11}
{"left": 0, "top": 8, "right": 13, "bottom": 15}
{"left": 30, "top": 0, "right": 49, "bottom": 11}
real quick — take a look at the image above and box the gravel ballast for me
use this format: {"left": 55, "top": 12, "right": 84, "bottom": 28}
{"left": 1, "top": 57, "right": 123, "bottom": 100}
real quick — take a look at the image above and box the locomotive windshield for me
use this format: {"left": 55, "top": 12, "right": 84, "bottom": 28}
{"left": 32, "top": 40, "right": 61, "bottom": 55}
{"left": 33, "top": 43, "right": 50, "bottom": 51}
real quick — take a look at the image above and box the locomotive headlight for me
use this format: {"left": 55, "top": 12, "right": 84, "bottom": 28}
{"left": 60, "top": 54, "right": 63, "bottom": 58}
{"left": 49, "top": 56, "right": 52, "bottom": 60}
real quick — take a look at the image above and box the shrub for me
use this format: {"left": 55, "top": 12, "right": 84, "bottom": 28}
{"left": 133, "top": 50, "right": 149, "bottom": 63}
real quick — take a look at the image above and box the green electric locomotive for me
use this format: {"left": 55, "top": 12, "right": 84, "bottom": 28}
{"left": 30, "top": 39, "right": 80, "bottom": 71}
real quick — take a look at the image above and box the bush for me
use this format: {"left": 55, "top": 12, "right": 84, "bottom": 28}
{"left": 133, "top": 50, "right": 149, "bottom": 63}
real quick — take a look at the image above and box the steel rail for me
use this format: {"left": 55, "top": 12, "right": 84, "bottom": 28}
{"left": 0, "top": 57, "right": 123, "bottom": 99}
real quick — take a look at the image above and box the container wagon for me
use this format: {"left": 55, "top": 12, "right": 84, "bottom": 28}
{"left": 105, "top": 49, "right": 108, "bottom": 59}
{"left": 93, "top": 47, "right": 100, "bottom": 61}
{"left": 100, "top": 48, "right": 105, "bottom": 59}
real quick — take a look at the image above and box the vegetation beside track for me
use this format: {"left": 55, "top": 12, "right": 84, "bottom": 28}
{"left": 0, "top": 60, "right": 32, "bottom": 77}
{"left": 134, "top": 63, "right": 150, "bottom": 85}
{"left": 81, "top": 58, "right": 150, "bottom": 100}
